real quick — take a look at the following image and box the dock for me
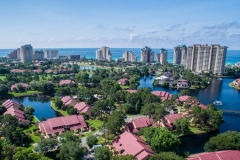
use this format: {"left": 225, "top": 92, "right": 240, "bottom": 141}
{"left": 221, "top": 110, "right": 240, "bottom": 116}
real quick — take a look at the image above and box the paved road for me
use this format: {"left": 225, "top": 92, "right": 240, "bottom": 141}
{"left": 125, "top": 115, "right": 146, "bottom": 122}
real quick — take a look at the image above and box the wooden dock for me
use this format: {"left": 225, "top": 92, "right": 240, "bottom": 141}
{"left": 221, "top": 110, "right": 240, "bottom": 116}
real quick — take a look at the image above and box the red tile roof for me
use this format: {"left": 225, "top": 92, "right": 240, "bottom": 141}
{"left": 127, "top": 117, "right": 153, "bottom": 133}
{"left": 112, "top": 132, "right": 154, "bottom": 160}
{"left": 117, "top": 78, "right": 128, "bottom": 85}
{"left": 165, "top": 114, "right": 183, "bottom": 124}
{"left": 2, "top": 99, "right": 20, "bottom": 109}
{"left": 61, "top": 96, "right": 77, "bottom": 106}
{"left": 39, "top": 115, "right": 87, "bottom": 135}
{"left": 11, "top": 83, "right": 29, "bottom": 90}
{"left": 127, "top": 90, "right": 137, "bottom": 93}
{"left": 187, "top": 150, "right": 240, "bottom": 160}
{"left": 179, "top": 95, "right": 190, "bottom": 102}
{"left": 199, "top": 104, "right": 207, "bottom": 110}
{"left": 151, "top": 91, "right": 172, "bottom": 100}
{"left": 74, "top": 102, "right": 91, "bottom": 114}
{"left": 59, "top": 80, "right": 75, "bottom": 85}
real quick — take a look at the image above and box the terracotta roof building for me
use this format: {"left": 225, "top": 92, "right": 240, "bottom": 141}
{"left": 11, "top": 83, "right": 29, "bottom": 91}
{"left": 74, "top": 102, "right": 92, "bottom": 116}
{"left": 127, "top": 117, "right": 154, "bottom": 133}
{"left": 187, "top": 150, "right": 240, "bottom": 160}
{"left": 117, "top": 78, "right": 129, "bottom": 85}
{"left": 151, "top": 91, "right": 172, "bottom": 100}
{"left": 112, "top": 132, "right": 154, "bottom": 160}
{"left": 59, "top": 80, "right": 75, "bottom": 85}
{"left": 160, "top": 114, "right": 183, "bottom": 129}
{"left": 233, "top": 78, "right": 240, "bottom": 86}
{"left": 61, "top": 96, "right": 78, "bottom": 106}
{"left": 39, "top": 115, "right": 87, "bottom": 137}
{"left": 2, "top": 99, "right": 30, "bottom": 125}
{"left": 126, "top": 90, "right": 137, "bottom": 93}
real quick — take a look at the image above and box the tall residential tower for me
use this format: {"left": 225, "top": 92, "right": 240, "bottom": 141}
{"left": 141, "top": 46, "right": 154, "bottom": 63}
{"left": 173, "top": 45, "right": 187, "bottom": 65}
{"left": 123, "top": 51, "right": 137, "bottom": 62}
{"left": 20, "top": 44, "right": 33, "bottom": 63}
{"left": 156, "top": 48, "right": 168, "bottom": 65}
{"left": 185, "top": 44, "right": 227, "bottom": 74}
{"left": 96, "top": 46, "right": 112, "bottom": 61}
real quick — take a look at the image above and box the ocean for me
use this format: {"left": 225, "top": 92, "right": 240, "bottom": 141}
{"left": 0, "top": 48, "right": 239, "bottom": 65}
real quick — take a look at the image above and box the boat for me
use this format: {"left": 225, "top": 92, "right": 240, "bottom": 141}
{"left": 217, "top": 78, "right": 223, "bottom": 80}
{"left": 213, "top": 100, "right": 223, "bottom": 105}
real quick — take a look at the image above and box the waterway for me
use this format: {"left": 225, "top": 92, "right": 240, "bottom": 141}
{"left": 138, "top": 75, "right": 240, "bottom": 153}
{"left": 12, "top": 95, "right": 56, "bottom": 121}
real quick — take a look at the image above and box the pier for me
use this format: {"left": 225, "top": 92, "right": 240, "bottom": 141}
{"left": 221, "top": 110, "right": 240, "bottom": 116}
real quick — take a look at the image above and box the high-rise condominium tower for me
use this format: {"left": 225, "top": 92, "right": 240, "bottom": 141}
{"left": 95, "top": 46, "right": 112, "bottom": 61}
{"left": 141, "top": 46, "right": 154, "bottom": 63}
{"left": 156, "top": 48, "right": 168, "bottom": 65}
{"left": 33, "top": 50, "right": 44, "bottom": 60}
{"left": 123, "top": 51, "right": 137, "bottom": 62}
{"left": 43, "top": 50, "right": 59, "bottom": 59}
{"left": 185, "top": 44, "right": 227, "bottom": 75}
{"left": 20, "top": 44, "right": 33, "bottom": 63}
{"left": 173, "top": 45, "right": 187, "bottom": 65}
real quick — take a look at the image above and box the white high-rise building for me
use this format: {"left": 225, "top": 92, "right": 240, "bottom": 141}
{"left": 95, "top": 46, "right": 112, "bottom": 61}
{"left": 141, "top": 46, "right": 154, "bottom": 63}
{"left": 185, "top": 44, "right": 227, "bottom": 74}
{"left": 173, "top": 45, "right": 187, "bottom": 65}
{"left": 156, "top": 48, "right": 168, "bottom": 65}
{"left": 43, "top": 50, "right": 59, "bottom": 59}
{"left": 17, "top": 48, "right": 20, "bottom": 59}
{"left": 33, "top": 50, "right": 44, "bottom": 60}
{"left": 123, "top": 51, "right": 137, "bottom": 62}
{"left": 20, "top": 44, "right": 33, "bottom": 63}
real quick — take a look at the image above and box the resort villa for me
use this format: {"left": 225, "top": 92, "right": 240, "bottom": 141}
{"left": 187, "top": 150, "right": 240, "bottom": 160}
{"left": 61, "top": 96, "right": 78, "bottom": 106}
{"left": 2, "top": 99, "right": 30, "bottom": 125}
{"left": 111, "top": 132, "right": 154, "bottom": 160}
{"left": 74, "top": 102, "right": 92, "bottom": 116}
{"left": 151, "top": 91, "right": 172, "bottom": 100}
{"left": 11, "top": 83, "right": 29, "bottom": 91}
{"left": 59, "top": 79, "right": 75, "bottom": 86}
{"left": 159, "top": 114, "right": 183, "bottom": 129}
{"left": 232, "top": 78, "right": 240, "bottom": 87}
{"left": 126, "top": 117, "right": 154, "bottom": 133}
{"left": 39, "top": 115, "right": 87, "bottom": 137}
{"left": 117, "top": 78, "right": 129, "bottom": 85}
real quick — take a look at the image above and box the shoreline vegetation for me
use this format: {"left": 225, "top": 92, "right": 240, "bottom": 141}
{"left": 229, "top": 82, "right": 240, "bottom": 90}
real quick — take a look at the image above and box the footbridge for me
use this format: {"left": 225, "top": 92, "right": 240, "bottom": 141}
{"left": 221, "top": 110, "right": 240, "bottom": 116}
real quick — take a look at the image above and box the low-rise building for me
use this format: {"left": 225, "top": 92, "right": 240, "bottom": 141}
{"left": 159, "top": 114, "right": 183, "bottom": 129}
{"left": 151, "top": 91, "right": 172, "bottom": 100}
{"left": 74, "top": 102, "right": 92, "bottom": 116}
{"left": 232, "top": 78, "right": 240, "bottom": 87}
{"left": 112, "top": 132, "right": 154, "bottom": 160}
{"left": 127, "top": 117, "right": 154, "bottom": 133}
{"left": 117, "top": 78, "right": 129, "bottom": 85}
{"left": 126, "top": 90, "right": 137, "bottom": 93}
{"left": 61, "top": 96, "right": 78, "bottom": 106}
{"left": 67, "top": 55, "right": 80, "bottom": 60}
{"left": 59, "top": 80, "right": 75, "bottom": 86}
{"left": 187, "top": 150, "right": 240, "bottom": 160}
{"left": 11, "top": 83, "right": 29, "bottom": 91}
{"left": 177, "top": 79, "right": 189, "bottom": 88}
{"left": 39, "top": 115, "right": 87, "bottom": 137}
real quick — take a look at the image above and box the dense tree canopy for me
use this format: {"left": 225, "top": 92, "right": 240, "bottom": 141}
{"left": 149, "top": 152, "right": 184, "bottom": 160}
{"left": 94, "top": 147, "right": 112, "bottom": 160}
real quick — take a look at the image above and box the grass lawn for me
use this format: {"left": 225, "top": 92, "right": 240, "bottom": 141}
{"left": 0, "top": 75, "right": 5, "bottom": 80}
{"left": 86, "top": 119, "right": 103, "bottom": 129}
{"left": 8, "top": 90, "right": 43, "bottom": 97}
{"left": 28, "top": 134, "right": 41, "bottom": 149}
{"left": 32, "top": 116, "right": 40, "bottom": 123}
{"left": 51, "top": 101, "right": 69, "bottom": 116}
{"left": 120, "top": 85, "right": 129, "bottom": 89}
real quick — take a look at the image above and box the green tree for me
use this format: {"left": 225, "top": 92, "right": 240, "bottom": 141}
{"left": 106, "top": 111, "right": 126, "bottom": 134}
{"left": 34, "top": 138, "right": 58, "bottom": 154}
{"left": 0, "top": 105, "right": 7, "bottom": 115}
{"left": 180, "top": 89, "right": 190, "bottom": 96}
{"left": 111, "top": 155, "right": 137, "bottom": 160}
{"left": 60, "top": 131, "right": 81, "bottom": 143}
{"left": 13, "top": 147, "right": 51, "bottom": 160}
{"left": 204, "top": 131, "right": 240, "bottom": 152}
{"left": 150, "top": 128, "right": 180, "bottom": 153}
{"left": 86, "top": 135, "right": 98, "bottom": 148}
{"left": 57, "top": 141, "right": 87, "bottom": 160}
{"left": 173, "top": 118, "right": 190, "bottom": 134}
{"left": 0, "top": 84, "right": 8, "bottom": 97}
{"left": 149, "top": 152, "right": 184, "bottom": 160}
{"left": 95, "top": 147, "right": 112, "bottom": 160}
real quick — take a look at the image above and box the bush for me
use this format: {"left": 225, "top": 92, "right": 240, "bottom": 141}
{"left": 90, "top": 127, "right": 96, "bottom": 131}
{"left": 34, "top": 132, "right": 41, "bottom": 136}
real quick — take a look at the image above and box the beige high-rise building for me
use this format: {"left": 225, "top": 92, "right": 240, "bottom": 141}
{"left": 173, "top": 45, "right": 187, "bottom": 65}
{"left": 95, "top": 46, "right": 112, "bottom": 61}
{"left": 20, "top": 44, "right": 33, "bottom": 63}
{"left": 33, "top": 50, "right": 44, "bottom": 60}
{"left": 156, "top": 48, "right": 168, "bottom": 65}
{"left": 185, "top": 44, "right": 227, "bottom": 74}
{"left": 123, "top": 51, "right": 137, "bottom": 62}
{"left": 43, "top": 50, "right": 59, "bottom": 59}
{"left": 141, "top": 46, "right": 154, "bottom": 63}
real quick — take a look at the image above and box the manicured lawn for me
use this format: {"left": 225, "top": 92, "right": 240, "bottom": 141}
{"left": 51, "top": 101, "right": 69, "bottom": 116}
{"left": 120, "top": 85, "right": 129, "bottom": 89}
{"left": 0, "top": 75, "right": 5, "bottom": 80}
{"left": 8, "top": 90, "right": 42, "bottom": 97}
{"left": 86, "top": 119, "right": 103, "bottom": 129}
{"left": 32, "top": 116, "right": 40, "bottom": 123}
{"left": 28, "top": 134, "right": 41, "bottom": 149}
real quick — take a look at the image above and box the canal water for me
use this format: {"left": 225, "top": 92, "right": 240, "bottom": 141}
{"left": 12, "top": 95, "right": 56, "bottom": 121}
{"left": 138, "top": 75, "right": 240, "bottom": 153}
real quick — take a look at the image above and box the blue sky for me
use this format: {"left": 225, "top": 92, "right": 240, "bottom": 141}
{"left": 0, "top": 0, "right": 240, "bottom": 49}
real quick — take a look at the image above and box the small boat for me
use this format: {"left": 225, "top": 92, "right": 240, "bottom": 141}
{"left": 217, "top": 78, "right": 223, "bottom": 80}
{"left": 213, "top": 100, "right": 223, "bottom": 105}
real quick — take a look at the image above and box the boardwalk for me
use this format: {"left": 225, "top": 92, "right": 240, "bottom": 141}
{"left": 221, "top": 110, "right": 240, "bottom": 116}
